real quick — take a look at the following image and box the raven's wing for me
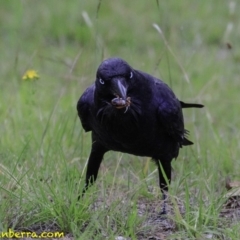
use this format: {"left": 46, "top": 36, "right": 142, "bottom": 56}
{"left": 155, "top": 80, "right": 193, "bottom": 146}
{"left": 77, "top": 84, "right": 95, "bottom": 132}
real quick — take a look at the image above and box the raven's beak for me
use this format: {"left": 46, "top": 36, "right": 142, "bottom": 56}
{"left": 111, "top": 78, "right": 127, "bottom": 99}
{"left": 111, "top": 78, "right": 131, "bottom": 109}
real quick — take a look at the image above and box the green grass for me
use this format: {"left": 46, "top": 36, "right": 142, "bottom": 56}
{"left": 1, "top": 0, "right": 240, "bottom": 239}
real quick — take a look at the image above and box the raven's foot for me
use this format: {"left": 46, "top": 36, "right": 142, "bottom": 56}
{"left": 158, "top": 191, "right": 168, "bottom": 217}
{"left": 159, "top": 208, "right": 167, "bottom": 216}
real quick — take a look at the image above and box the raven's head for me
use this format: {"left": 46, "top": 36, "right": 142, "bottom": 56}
{"left": 95, "top": 58, "right": 134, "bottom": 112}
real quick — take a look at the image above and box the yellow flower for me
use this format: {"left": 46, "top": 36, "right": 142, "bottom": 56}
{"left": 22, "top": 70, "right": 39, "bottom": 81}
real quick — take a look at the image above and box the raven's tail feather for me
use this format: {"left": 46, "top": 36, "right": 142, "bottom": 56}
{"left": 180, "top": 101, "right": 204, "bottom": 109}
{"left": 183, "top": 137, "right": 194, "bottom": 146}
{"left": 182, "top": 129, "right": 194, "bottom": 146}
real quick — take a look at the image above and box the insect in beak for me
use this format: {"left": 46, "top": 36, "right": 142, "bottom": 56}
{"left": 111, "top": 96, "right": 131, "bottom": 113}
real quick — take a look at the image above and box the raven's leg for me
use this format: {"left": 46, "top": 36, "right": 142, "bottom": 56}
{"left": 80, "top": 141, "right": 108, "bottom": 198}
{"left": 156, "top": 159, "right": 171, "bottom": 215}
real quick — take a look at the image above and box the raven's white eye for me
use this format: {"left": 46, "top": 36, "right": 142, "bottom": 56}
{"left": 99, "top": 78, "right": 104, "bottom": 84}
{"left": 130, "top": 72, "right": 133, "bottom": 79}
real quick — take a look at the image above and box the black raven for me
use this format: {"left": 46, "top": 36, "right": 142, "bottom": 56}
{"left": 77, "top": 57, "right": 203, "bottom": 214}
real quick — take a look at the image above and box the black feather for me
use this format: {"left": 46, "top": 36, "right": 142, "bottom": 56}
{"left": 180, "top": 101, "right": 204, "bottom": 108}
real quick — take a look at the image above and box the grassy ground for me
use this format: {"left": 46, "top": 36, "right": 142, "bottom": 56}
{"left": 1, "top": 0, "right": 240, "bottom": 239}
